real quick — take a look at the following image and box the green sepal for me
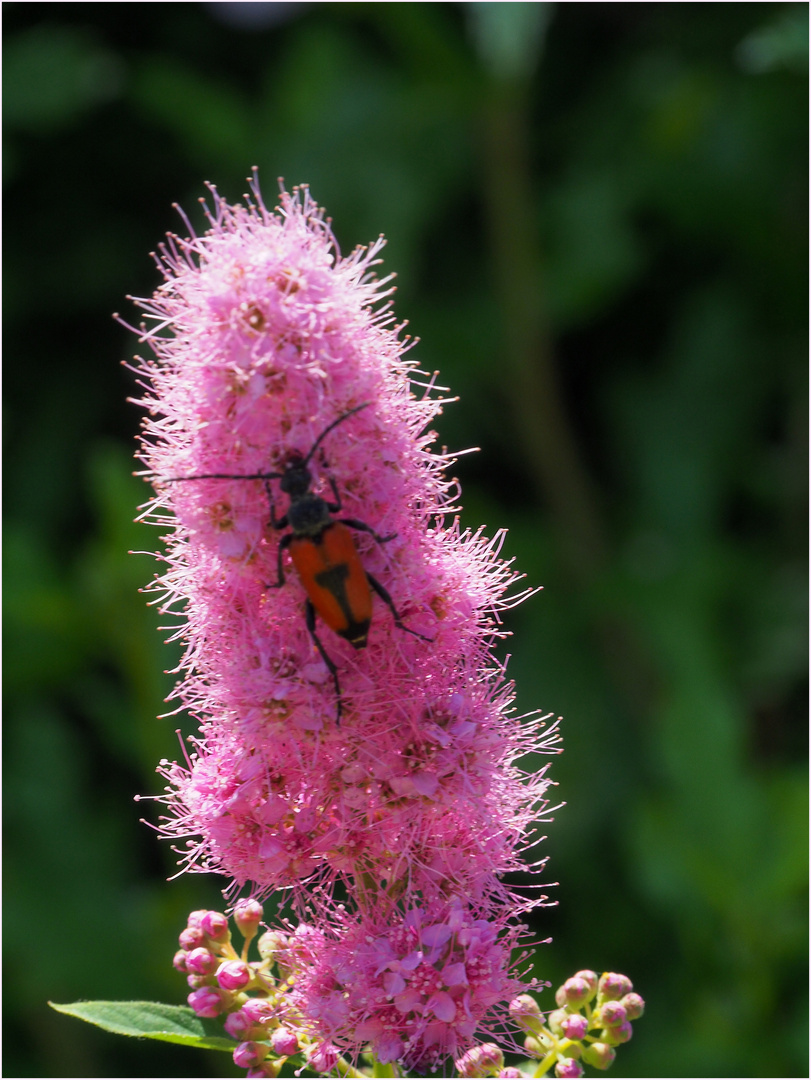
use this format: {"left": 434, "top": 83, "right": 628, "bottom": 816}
{"left": 48, "top": 1000, "right": 235, "bottom": 1052}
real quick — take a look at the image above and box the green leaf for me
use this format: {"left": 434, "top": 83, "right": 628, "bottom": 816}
{"left": 48, "top": 1001, "right": 235, "bottom": 1052}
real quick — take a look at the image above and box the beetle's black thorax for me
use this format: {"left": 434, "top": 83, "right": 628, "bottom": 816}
{"left": 286, "top": 492, "right": 332, "bottom": 538}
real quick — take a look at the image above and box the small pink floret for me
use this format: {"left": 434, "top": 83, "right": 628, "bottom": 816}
{"left": 561, "top": 1012, "right": 589, "bottom": 1040}
{"left": 233, "top": 1041, "right": 268, "bottom": 1069}
{"left": 270, "top": 1026, "right": 299, "bottom": 1056}
{"left": 305, "top": 1040, "right": 339, "bottom": 1072}
{"left": 217, "top": 959, "right": 252, "bottom": 991}
{"left": 188, "top": 986, "right": 225, "bottom": 1018}
{"left": 186, "top": 947, "right": 219, "bottom": 976}
{"left": 555, "top": 1056, "right": 584, "bottom": 1078}
{"left": 201, "top": 910, "right": 230, "bottom": 940}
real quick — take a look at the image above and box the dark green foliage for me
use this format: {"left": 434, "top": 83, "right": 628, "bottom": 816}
{"left": 4, "top": 4, "right": 807, "bottom": 1077}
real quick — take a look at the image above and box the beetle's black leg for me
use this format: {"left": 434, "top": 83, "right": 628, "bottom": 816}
{"left": 305, "top": 599, "right": 343, "bottom": 723}
{"left": 366, "top": 573, "right": 433, "bottom": 642}
{"left": 264, "top": 479, "right": 288, "bottom": 530}
{"left": 340, "top": 518, "right": 397, "bottom": 546}
{"left": 266, "top": 532, "right": 293, "bottom": 589}
{"left": 323, "top": 474, "right": 342, "bottom": 514}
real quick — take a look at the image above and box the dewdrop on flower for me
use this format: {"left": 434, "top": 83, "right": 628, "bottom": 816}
{"left": 124, "top": 172, "right": 561, "bottom": 902}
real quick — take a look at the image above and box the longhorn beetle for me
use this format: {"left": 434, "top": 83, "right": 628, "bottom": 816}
{"left": 164, "top": 403, "right": 430, "bottom": 720}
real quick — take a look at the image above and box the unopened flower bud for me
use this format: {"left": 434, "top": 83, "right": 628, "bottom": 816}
{"left": 556, "top": 976, "right": 592, "bottom": 1008}
{"left": 201, "top": 910, "right": 230, "bottom": 942}
{"left": 257, "top": 930, "right": 288, "bottom": 964}
{"left": 305, "top": 1040, "right": 339, "bottom": 1072}
{"left": 187, "top": 973, "right": 214, "bottom": 990}
{"left": 598, "top": 972, "right": 632, "bottom": 1001}
{"left": 217, "top": 959, "right": 252, "bottom": 991}
{"left": 548, "top": 1008, "right": 569, "bottom": 1035}
{"left": 455, "top": 1043, "right": 504, "bottom": 1077}
{"left": 246, "top": 1063, "right": 281, "bottom": 1079}
{"left": 179, "top": 926, "right": 204, "bottom": 951}
{"left": 186, "top": 909, "right": 209, "bottom": 930}
{"left": 186, "top": 947, "right": 219, "bottom": 976}
{"left": 581, "top": 1042, "right": 616, "bottom": 1071}
{"left": 555, "top": 1058, "right": 584, "bottom": 1078}
{"left": 560, "top": 1013, "right": 589, "bottom": 1041}
{"left": 233, "top": 1041, "right": 269, "bottom": 1069}
{"left": 621, "top": 991, "right": 645, "bottom": 1020}
{"left": 595, "top": 1000, "right": 626, "bottom": 1028}
{"left": 225, "top": 1009, "right": 264, "bottom": 1040}
{"left": 524, "top": 1035, "right": 544, "bottom": 1057}
{"left": 242, "top": 998, "right": 275, "bottom": 1026}
{"left": 602, "top": 1020, "right": 633, "bottom": 1046}
{"left": 187, "top": 986, "right": 226, "bottom": 1018}
{"left": 573, "top": 970, "right": 598, "bottom": 997}
{"left": 509, "top": 993, "right": 543, "bottom": 1034}
{"left": 270, "top": 1027, "right": 299, "bottom": 1056}
{"left": 234, "top": 899, "right": 264, "bottom": 940}
{"left": 172, "top": 949, "right": 188, "bottom": 973}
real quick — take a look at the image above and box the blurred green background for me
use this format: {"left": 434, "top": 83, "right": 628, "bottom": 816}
{"left": 4, "top": 3, "right": 808, "bottom": 1077}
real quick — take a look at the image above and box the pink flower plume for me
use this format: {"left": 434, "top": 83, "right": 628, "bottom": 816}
{"left": 125, "top": 173, "right": 562, "bottom": 1072}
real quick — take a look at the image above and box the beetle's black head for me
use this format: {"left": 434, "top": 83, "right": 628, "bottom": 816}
{"left": 279, "top": 453, "right": 312, "bottom": 497}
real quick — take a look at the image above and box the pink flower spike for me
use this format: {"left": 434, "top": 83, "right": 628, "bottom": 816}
{"left": 133, "top": 176, "right": 573, "bottom": 1075}
{"left": 129, "top": 176, "right": 559, "bottom": 904}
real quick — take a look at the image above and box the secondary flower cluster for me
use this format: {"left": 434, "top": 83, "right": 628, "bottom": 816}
{"left": 510, "top": 971, "right": 645, "bottom": 1078}
{"left": 173, "top": 903, "right": 643, "bottom": 1078}
{"left": 127, "top": 174, "right": 562, "bottom": 1072}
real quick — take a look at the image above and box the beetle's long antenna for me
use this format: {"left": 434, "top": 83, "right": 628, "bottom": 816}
{"left": 160, "top": 403, "right": 370, "bottom": 483}
{"left": 162, "top": 470, "right": 283, "bottom": 484}
{"left": 303, "top": 403, "right": 370, "bottom": 466}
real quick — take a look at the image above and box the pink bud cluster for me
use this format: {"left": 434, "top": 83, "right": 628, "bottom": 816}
{"left": 508, "top": 971, "right": 645, "bottom": 1078}
{"left": 174, "top": 902, "right": 300, "bottom": 1076}
{"left": 126, "top": 174, "right": 563, "bottom": 1072}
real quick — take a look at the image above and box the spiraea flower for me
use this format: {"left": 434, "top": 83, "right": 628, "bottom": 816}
{"left": 122, "top": 173, "right": 568, "bottom": 1074}
{"left": 126, "top": 173, "right": 560, "bottom": 904}
{"left": 283, "top": 896, "right": 529, "bottom": 1070}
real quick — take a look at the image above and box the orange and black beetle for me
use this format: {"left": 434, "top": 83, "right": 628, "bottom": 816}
{"left": 166, "top": 404, "right": 428, "bottom": 719}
